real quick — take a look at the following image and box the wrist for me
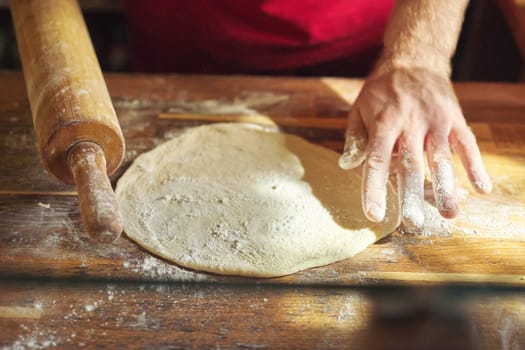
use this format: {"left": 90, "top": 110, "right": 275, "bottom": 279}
{"left": 374, "top": 43, "right": 452, "bottom": 77}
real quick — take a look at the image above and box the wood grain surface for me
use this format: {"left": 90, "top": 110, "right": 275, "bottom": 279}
{"left": 1, "top": 279, "right": 524, "bottom": 350}
{"left": 1, "top": 72, "right": 525, "bottom": 286}
{"left": 1, "top": 72, "right": 525, "bottom": 349}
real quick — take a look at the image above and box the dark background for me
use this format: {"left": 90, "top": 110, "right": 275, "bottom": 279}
{"left": 0, "top": 0, "right": 523, "bottom": 81}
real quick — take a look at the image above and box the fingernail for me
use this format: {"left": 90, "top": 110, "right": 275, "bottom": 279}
{"left": 338, "top": 153, "right": 358, "bottom": 169}
{"left": 339, "top": 135, "right": 366, "bottom": 169}
{"left": 366, "top": 202, "right": 385, "bottom": 222}
{"left": 438, "top": 200, "right": 458, "bottom": 219}
{"left": 474, "top": 178, "right": 492, "bottom": 194}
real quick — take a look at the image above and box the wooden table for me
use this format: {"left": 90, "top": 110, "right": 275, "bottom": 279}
{"left": 1, "top": 72, "right": 525, "bottom": 349}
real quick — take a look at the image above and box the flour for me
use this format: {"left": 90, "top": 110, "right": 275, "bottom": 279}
{"left": 431, "top": 159, "right": 456, "bottom": 213}
{"left": 113, "top": 98, "right": 158, "bottom": 109}
{"left": 454, "top": 195, "right": 525, "bottom": 238}
{"left": 167, "top": 91, "right": 289, "bottom": 116}
{"left": 122, "top": 256, "right": 210, "bottom": 282}
{"left": 5, "top": 285, "right": 134, "bottom": 349}
{"left": 397, "top": 176, "right": 453, "bottom": 236}
{"left": 338, "top": 134, "right": 366, "bottom": 170}
{"left": 337, "top": 296, "right": 358, "bottom": 321}
{"left": 399, "top": 174, "right": 525, "bottom": 239}
{"left": 420, "top": 202, "right": 453, "bottom": 237}
{"left": 1, "top": 132, "right": 35, "bottom": 150}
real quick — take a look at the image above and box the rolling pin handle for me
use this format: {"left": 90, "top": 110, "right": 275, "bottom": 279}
{"left": 67, "top": 141, "right": 123, "bottom": 243}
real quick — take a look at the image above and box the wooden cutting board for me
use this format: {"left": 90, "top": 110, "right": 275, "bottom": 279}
{"left": 1, "top": 72, "right": 524, "bottom": 286}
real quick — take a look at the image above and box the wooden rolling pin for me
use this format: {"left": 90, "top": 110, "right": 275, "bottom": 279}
{"left": 10, "top": 0, "right": 125, "bottom": 243}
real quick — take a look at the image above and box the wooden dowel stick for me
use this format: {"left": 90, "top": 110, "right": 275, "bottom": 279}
{"left": 158, "top": 113, "right": 348, "bottom": 129}
{"left": 67, "top": 142, "right": 123, "bottom": 243}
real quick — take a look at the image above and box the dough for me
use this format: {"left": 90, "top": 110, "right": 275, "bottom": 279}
{"left": 116, "top": 123, "right": 399, "bottom": 277}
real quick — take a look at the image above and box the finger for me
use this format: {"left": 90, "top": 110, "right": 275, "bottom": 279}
{"left": 339, "top": 107, "right": 368, "bottom": 170}
{"left": 397, "top": 136, "right": 426, "bottom": 230}
{"left": 450, "top": 124, "right": 492, "bottom": 194}
{"left": 362, "top": 123, "right": 398, "bottom": 222}
{"left": 426, "top": 132, "right": 458, "bottom": 219}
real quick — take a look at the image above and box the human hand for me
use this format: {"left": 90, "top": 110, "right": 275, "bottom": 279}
{"left": 338, "top": 66, "right": 492, "bottom": 229}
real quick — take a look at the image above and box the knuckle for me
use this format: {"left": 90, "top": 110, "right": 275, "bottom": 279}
{"left": 374, "top": 111, "right": 399, "bottom": 129}
{"left": 460, "top": 127, "right": 478, "bottom": 145}
{"left": 452, "top": 126, "right": 479, "bottom": 153}
{"left": 366, "top": 152, "right": 388, "bottom": 170}
{"left": 427, "top": 134, "right": 452, "bottom": 157}
{"left": 400, "top": 151, "right": 419, "bottom": 172}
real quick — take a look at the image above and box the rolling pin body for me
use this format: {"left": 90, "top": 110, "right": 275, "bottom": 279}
{"left": 11, "top": 0, "right": 125, "bottom": 242}
{"left": 10, "top": 0, "right": 124, "bottom": 183}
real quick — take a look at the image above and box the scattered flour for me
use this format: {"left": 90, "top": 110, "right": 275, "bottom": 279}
{"left": 398, "top": 180, "right": 453, "bottom": 237}
{"left": 4, "top": 283, "right": 163, "bottom": 349}
{"left": 122, "top": 256, "right": 211, "bottom": 282}
{"left": 167, "top": 91, "right": 289, "bottom": 116}
{"left": 453, "top": 181, "right": 525, "bottom": 239}
{"left": 8, "top": 325, "right": 62, "bottom": 350}
{"left": 337, "top": 296, "right": 358, "bottom": 321}
{"left": 399, "top": 174, "right": 525, "bottom": 239}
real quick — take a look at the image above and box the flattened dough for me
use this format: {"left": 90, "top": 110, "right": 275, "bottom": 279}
{"left": 116, "top": 123, "right": 400, "bottom": 277}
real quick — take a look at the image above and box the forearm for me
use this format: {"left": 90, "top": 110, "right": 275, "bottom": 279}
{"left": 377, "top": 0, "right": 469, "bottom": 76}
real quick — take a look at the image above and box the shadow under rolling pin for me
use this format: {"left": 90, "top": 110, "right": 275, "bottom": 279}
{"left": 10, "top": 0, "right": 125, "bottom": 242}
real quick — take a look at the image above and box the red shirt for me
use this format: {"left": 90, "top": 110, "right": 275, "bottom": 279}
{"left": 124, "top": 0, "right": 394, "bottom": 75}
